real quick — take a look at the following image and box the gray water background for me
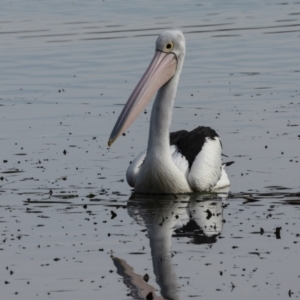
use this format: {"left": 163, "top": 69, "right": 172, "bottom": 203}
{"left": 0, "top": 0, "right": 300, "bottom": 299}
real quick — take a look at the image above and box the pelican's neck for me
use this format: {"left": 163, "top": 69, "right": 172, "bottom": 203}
{"left": 147, "top": 69, "right": 182, "bottom": 158}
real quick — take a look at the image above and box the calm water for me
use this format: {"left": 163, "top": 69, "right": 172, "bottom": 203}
{"left": 0, "top": 0, "right": 299, "bottom": 299}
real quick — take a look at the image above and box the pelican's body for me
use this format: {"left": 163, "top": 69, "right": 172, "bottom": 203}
{"left": 108, "top": 30, "right": 231, "bottom": 194}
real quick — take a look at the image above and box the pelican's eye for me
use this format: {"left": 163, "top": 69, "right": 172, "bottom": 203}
{"left": 165, "top": 42, "right": 174, "bottom": 51}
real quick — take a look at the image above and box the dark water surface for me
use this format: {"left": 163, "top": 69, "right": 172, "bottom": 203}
{"left": 1, "top": 0, "right": 299, "bottom": 299}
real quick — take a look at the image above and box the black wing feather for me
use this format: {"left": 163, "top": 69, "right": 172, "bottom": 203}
{"left": 170, "top": 126, "right": 219, "bottom": 169}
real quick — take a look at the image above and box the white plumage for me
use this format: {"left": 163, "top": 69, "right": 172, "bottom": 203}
{"left": 188, "top": 137, "right": 222, "bottom": 191}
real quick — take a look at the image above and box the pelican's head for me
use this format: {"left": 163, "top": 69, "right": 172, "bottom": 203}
{"left": 156, "top": 30, "right": 186, "bottom": 67}
{"left": 108, "top": 30, "right": 186, "bottom": 147}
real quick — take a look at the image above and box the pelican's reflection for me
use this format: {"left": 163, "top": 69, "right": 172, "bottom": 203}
{"left": 112, "top": 191, "right": 228, "bottom": 300}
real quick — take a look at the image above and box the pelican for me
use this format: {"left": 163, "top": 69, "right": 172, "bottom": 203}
{"left": 108, "top": 30, "right": 232, "bottom": 194}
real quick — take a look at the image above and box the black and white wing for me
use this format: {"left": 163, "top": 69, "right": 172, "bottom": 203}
{"left": 170, "top": 126, "right": 228, "bottom": 191}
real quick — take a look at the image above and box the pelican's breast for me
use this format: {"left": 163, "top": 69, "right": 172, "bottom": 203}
{"left": 134, "top": 154, "right": 192, "bottom": 194}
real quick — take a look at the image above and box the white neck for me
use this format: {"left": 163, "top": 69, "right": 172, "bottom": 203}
{"left": 146, "top": 67, "right": 182, "bottom": 159}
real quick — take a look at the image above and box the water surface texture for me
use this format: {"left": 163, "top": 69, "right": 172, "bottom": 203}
{"left": 1, "top": 0, "right": 300, "bottom": 299}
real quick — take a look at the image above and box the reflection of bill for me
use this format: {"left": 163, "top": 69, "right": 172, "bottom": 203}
{"left": 111, "top": 255, "right": 164, "bottom": 300}
{"left": 112, "top": 191, "right": 228, "bottom": 300}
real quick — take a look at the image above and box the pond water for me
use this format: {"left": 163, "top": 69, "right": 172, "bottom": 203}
{"left": 0, "top": 0, "right": 299, "bottom": 299}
